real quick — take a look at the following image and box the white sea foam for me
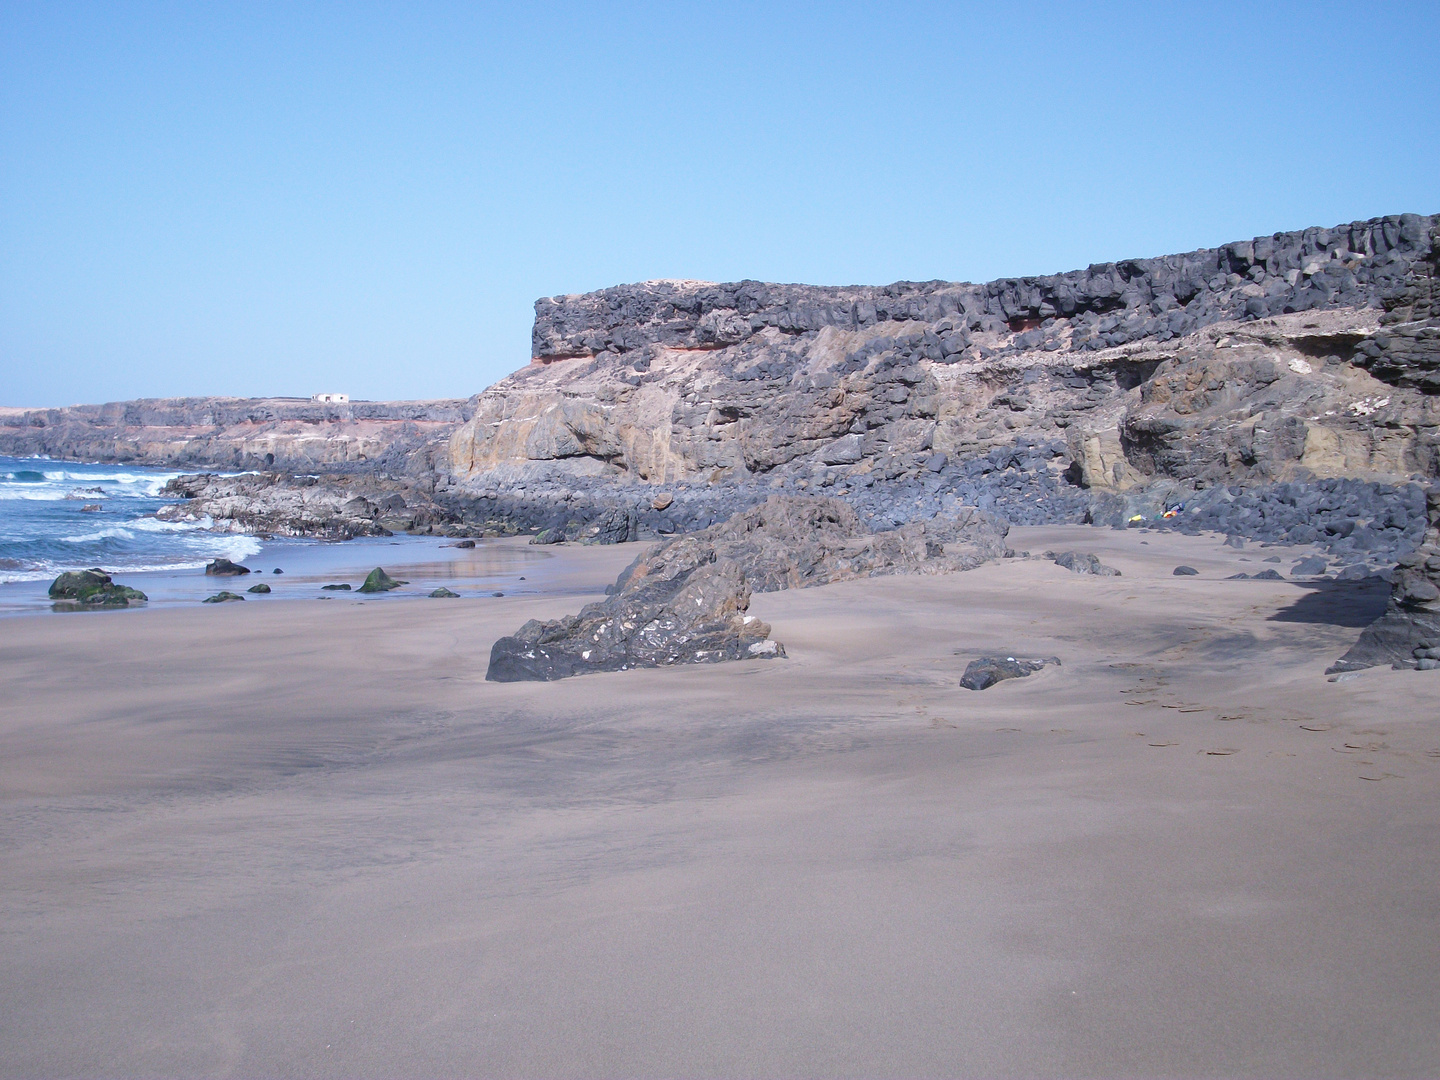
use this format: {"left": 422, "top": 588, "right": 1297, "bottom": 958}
{"left": 0, "top": 534, "right": 263, "bottom": 585}
{"left": 61, "top": 527, "right": 138, "bottom": 543}
{"left": 129, "top": 514, "right": 215, "bottom": 533}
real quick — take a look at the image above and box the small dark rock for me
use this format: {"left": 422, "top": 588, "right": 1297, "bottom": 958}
{"left": 246, "top": 583, "right": 271, "bottom": 594}
{"left": 1173, "top": 565, "right": 1199, "bottom": 576}
{"left": 272, "top": 568, "right": 283, "bottom": 574}
{"left": 960, "top": 654, "right": 1061, "bottom": 691}
{"left": 205, "top": 558, "right": 251, "bottom": 576}
{"left": 1054, "top": 551, "right": 1122, "bottom": 576}
{"left": 321, "top": 583, "right": 351, "bottom": 591}
{"left": 1291, "top": 555, "right": 1329, "bottom": 577}
{"left": 429, "top": 587, "right": 460, "bottom": 598}
{"left": 202, "top": 591, "right": 245, "bottom": 603}
{"left": 1253, "top": 568, "right": 1284, "bottom": 580}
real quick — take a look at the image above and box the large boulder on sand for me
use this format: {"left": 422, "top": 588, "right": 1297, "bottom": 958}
{"left": 487, "top": 495, "right": 1009, "bottom": 682}
{"left": 1329, "top": 487, "right": 1440, "bottom": 672}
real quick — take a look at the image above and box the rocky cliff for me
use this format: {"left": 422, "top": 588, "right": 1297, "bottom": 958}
{"left": 0, "top": 397, "right": 475, "bottom": 474}
{"left": 440, "top": 214, "right": 1437, "bottom": 548}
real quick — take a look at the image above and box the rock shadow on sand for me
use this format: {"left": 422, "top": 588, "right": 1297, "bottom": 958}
{"left": 1268, "top": 580, "right": 1390, "bottom": 628}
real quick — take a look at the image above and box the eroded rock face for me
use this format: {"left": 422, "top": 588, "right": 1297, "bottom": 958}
{"left": 446, "top": 214, "right": 1440, "bottom": 547}
{"left": 486, "top": 496, "right": 1009, "bottom": 681}
{"left": 1329, "top": 487, "right": 1440, "bottom": 671}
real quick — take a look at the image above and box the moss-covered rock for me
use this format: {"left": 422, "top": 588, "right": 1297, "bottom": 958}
{"left": 246, "top": 583, "right": 271, "bottom": 594}
{"left": 48, "top": 569, "right": 148, "bottom": 609}
{"left": 358, "top": 568, "right": 406, "bottom": 593}
{"left": 429, "top": 587, "right": 460, "bottom": 598}
{"left": 202, "top": 591, "right": 246, "bottom": 603}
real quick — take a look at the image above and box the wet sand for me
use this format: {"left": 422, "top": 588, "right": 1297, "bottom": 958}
{"left": 1, "top": 530, "right": 1437, "bottom": 1078}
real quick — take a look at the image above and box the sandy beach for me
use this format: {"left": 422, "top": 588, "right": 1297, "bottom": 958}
{"left": 2, "top": 529, "right": 1438, "bottom": 1078}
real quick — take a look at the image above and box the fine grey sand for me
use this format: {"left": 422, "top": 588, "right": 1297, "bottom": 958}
{"left": 2, "top": 530, "right": 1437, "bottom": 1078}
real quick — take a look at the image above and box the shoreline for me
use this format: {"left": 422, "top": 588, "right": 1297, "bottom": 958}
{"left": 0, "top": 516, "right": 1361, "bottom": 618}
{"left": 0, "top": 534, "right": 638, "bottom": 616}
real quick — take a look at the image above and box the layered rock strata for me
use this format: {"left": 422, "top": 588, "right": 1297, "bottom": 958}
{"left": 445, "top": 214, "right": 1439, "bottom": 553}
{"left": 486, "top": 495, "right": 1008, "bottom": 681}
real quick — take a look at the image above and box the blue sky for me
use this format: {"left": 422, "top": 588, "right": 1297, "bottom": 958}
{"left": 2, "top": 2, "right": 1437, "bottom": 406}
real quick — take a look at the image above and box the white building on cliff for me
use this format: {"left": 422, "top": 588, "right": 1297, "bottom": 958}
{"left": 312, "top": 393, "right": 349, "bottom": 404}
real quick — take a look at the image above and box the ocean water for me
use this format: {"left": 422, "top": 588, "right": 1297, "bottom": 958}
{"left": 0, "top": 455, "right": 260, "bottom": 585}
{"left": 0, "top": 455, "right": 577, "bottom": 615}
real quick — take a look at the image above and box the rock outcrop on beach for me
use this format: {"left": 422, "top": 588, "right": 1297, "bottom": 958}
{"left": 157, "top": 472, "right": 465, "bottom": 539}
{"left": 487, "top": 495, "right": 1008, "bottom": 681}
{"left": 0, "top": 397, "right": 473, "bottom": 474}
{"left": 1329, "top": 486, "right": 1440, "bottom": 672}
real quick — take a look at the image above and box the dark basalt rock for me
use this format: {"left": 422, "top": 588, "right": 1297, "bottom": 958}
{"left": 960, "top": 655, "right": 1061, "bottom": 691}
{"left": 1173, "top": 565, "right": 1199, "bottom": 576}
{"left": 1329, "top": 487, "right": 1440, "bottom": 671}
{"left": 202, "top": 591, "right": 245, "bottom": 603}
{"left": 205, "top": 558, "right": 250, "bottom": 576}
{"left": 48, "top": 568, "right": 148, "bottom": 609}
{"left": 1291, "top": 555, "right": 1329, "bottom": 577}
{"left": 1053, "top": 551, "right": 1122, "bottom": 576}
{"left": 1253, "top": 568, "right": 1285, "bottom": 580}
{"left": 246, "top": 583, "right": 271, "bottom": 594}
{"left": 358, "top": 568, "right": 407, "bottom": 593}
{"left": 487, "top": 495, "right": 1009, "bottom": 681}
